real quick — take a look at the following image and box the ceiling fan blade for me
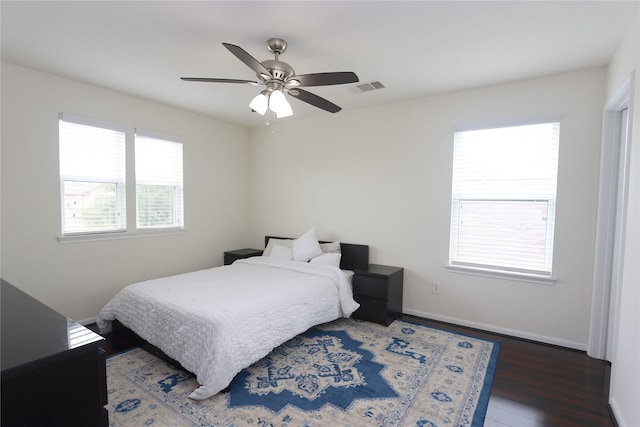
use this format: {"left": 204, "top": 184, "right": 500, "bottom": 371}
{"left": 288, "top": 88, "right": 341, "bottom": 113}
{"left": 222, "top": 43, "right": 272, "bottom": 78}
{"left": 181, "top": 77, "right": 260, "bottom": 85}
{"left": 289, "top": 72, "right": 359, "bottom": 87}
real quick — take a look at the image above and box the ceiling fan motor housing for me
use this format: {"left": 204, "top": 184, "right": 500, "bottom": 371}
{"left": 260, "top": 59, "right": 294, "bottom": 82}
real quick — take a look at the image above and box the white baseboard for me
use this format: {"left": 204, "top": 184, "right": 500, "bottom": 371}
{"left": 608, "top": 398, "right": 625, "bottom": 427}
{"left": 403, "top": 308, "right": 586, "bottom": 351}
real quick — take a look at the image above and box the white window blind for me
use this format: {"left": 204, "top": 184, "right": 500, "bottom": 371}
{"left": 135, "top": 131, "right": 184, "bottom": 229}
{"left": 449, "top": 122, "right": 560, "bottom": 276}
{"left": 59, "top": 114, "right": 126, "bottom": 235}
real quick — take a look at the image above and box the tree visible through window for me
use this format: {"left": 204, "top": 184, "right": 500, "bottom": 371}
{"left": 449, "top": 122, "right": 560, "bottom": 276}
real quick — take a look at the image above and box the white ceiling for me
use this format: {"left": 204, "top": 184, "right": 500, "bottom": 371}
{"left": 2, "top": 1, "right": 638, "bottom": 128}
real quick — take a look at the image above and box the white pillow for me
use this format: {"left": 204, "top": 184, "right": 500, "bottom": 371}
{"left": 309, "top": 252, "right": 342, "bottom": 268}
{"left": 270, "top": 244, "right": 293, "bottom": 260}
{"left": 293, "top": 227, "right": 323, "bottom": 262}
{"left": 263, "top": 238, "right": 293, "bottom": 257}
{"left": 320, "top": 241, "right": 341, "bottom": 253}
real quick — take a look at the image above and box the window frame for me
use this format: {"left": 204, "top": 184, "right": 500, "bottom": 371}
{"left": 447, "top": 120, "right": 560, "bottom": 285}
{"left": 58, "top": 113, "right": 127, "bottom": 236}
{"left": 57, "top": 115, "right": 186, "bottom": 244}
{"left": 134, "top": 129, "right": 184, "bottom": 231}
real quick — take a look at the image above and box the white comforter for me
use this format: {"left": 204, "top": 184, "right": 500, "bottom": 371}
{"left": 96, "top": 257, "right": 360, "bottom": 400}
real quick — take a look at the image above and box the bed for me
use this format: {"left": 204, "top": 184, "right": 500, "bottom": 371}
{"left": 97, "top": 231, "right": 369, "bottom": 400}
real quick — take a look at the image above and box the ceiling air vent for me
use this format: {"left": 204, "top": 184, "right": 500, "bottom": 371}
{"left": 350, "top": 80, "right": 385, "bottom": 94}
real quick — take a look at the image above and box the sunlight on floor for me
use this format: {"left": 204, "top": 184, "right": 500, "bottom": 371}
{"left": 484, "top": 395, "right": 545, "bottom": 427}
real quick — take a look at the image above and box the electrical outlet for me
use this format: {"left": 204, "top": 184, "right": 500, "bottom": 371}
{"left": 432, "top": 281, "right": 441, "bottom": 295}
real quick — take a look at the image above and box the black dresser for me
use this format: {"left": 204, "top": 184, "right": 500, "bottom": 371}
{"left": 1, "top": 279, "right": 108, "bottom": 426}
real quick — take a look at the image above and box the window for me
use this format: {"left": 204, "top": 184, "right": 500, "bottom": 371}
{"left": 449, "top": 122, "right": 560, "bottom": 277}
{"left": 59, "top": 115, "right": 185, "bottom": 242}
{"left": 135, "top": 131, "right": 184, "bottom": 229}
{"left": 59, "top": 114, "right": 126, "bottom": 235}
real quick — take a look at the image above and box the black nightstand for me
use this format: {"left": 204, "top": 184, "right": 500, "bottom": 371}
{"left": 224, "top": 248, "right": 263, "bottom": 265}
{"left": 352, "top": 264, "right": 403, "bottom": 326}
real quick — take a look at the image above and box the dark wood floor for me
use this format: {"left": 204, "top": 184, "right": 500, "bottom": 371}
{"left": 91, "top": 315, "right": 614, "bottom": 427}
{"left": 402, "top": 315, "right": 614, "bottom": 427}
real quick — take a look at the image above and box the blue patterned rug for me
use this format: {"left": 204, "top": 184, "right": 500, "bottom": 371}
{"left": 106, "top": 318, "right": 499, "bottom": 427}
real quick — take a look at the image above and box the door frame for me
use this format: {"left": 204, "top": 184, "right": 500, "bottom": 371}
{"left": 588, "top": 74, "right": 634, "bottom": 360}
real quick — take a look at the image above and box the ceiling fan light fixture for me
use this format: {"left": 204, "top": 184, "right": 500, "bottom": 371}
{"left": 268, "top": 89, "right": 293, "bottom": 117}
{"left": 275, "top": 100, "right": 293, "bottom": 118}
{"left": 249, "top": 91, "right": 269, "bottom": 115}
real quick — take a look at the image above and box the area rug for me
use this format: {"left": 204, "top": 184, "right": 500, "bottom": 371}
{"left": 106, "top": 318, "right": 499, "bottom": 427}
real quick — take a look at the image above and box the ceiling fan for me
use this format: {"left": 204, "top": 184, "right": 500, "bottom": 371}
{"left": 181, "top": 38, "right": 359, "bottom": 118}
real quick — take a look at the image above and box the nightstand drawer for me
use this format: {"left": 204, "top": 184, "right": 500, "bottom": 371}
{"left": 353, "top": 275, "right": 388, "bottom": 300}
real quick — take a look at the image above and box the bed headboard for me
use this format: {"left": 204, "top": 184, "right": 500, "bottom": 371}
{"left": 264, "top": 236, "right": 369, "bottom": 271}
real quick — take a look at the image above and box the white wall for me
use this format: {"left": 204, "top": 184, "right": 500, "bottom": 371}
{"left": 0, "top": 61, "right": 609, "bottom": 351}
{"left": 0, "top": 62, "right": 251, "bottom": 322}
{"left": 605, "top": 22, "right": 640, "bottom": 427}
{"left": 249, "top": 68, "right": 605, "bottom": 349}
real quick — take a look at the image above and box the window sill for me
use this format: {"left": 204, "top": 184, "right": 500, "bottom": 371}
{"left": 445, "top": 264, "right": 556, "bottom": 285}
{"left": 57, "top": 228, "right": 186, "bottom": 244}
